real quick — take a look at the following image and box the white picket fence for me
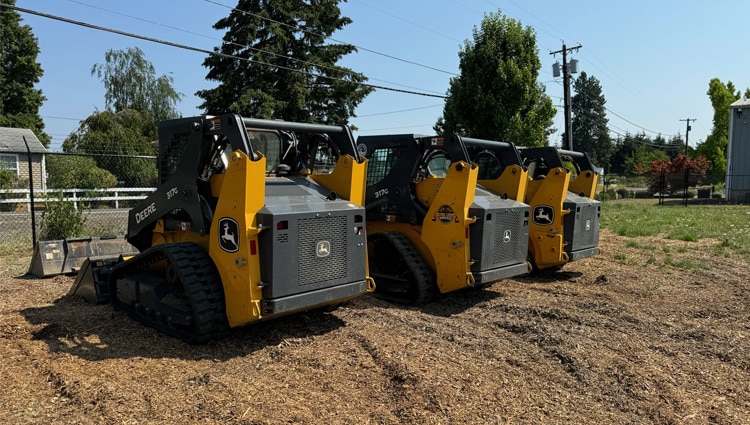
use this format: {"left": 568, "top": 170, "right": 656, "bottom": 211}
{"left": 0, "top": 187, "right": 156, "bottom": 211}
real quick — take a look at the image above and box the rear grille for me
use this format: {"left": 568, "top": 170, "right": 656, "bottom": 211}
{"left": 492, "top": 210, "right": 526, "bottom": 266}
{"left": 297, "top": 216, "right": 348, "bottom": 286}
{"left": 576, "top": 206, "right": 600, "bottom": 248}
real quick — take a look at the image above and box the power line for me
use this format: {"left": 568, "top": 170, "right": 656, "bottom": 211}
{"left": 202, "top": 0, "right": 458, "bottom": 76}
{"left": 566, "top": 82, "right": 679, "bottom": 137}
{"left": 356, "top": 123, "right": 436, "bottom": 133}
{"left": 448, "top": 0, "right": 483, "bottom": 15}
{"left": 502, "top": 0, "right": 580, "bottom": 47}
{"left": 351, "top": 0, "right": 461, "bottom": 43}
{"left": 605, "top": 107, "right": 671, "bottom": 136}
{"left": 42, "top": 115, "right": 83, "bottom": 122}
{"left": 356, "top": 104, "right": 443, "bottom": 118}
{"left": 66, "top": 0, "right": 445, "bottom": 95}
{"left": 488, "top": 0, "right": 687, "bottom": 132}
{"left": 3, "top": 3, "right": 447, "bottom": 99}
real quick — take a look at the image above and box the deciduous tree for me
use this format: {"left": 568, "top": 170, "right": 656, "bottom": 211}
{"left": 91, "top": 47, "right": 183, "bottom": 123}
{"left": 434, "top": 11, "right": 555, "bottom": 146}
{"left": 696, "top": 78, "right": 750, "bottom": 183}
{"left": 63, "top": 109, "right": 157, "bottom": 187}
{"left": 637, "top": 154, "right": 710, "bottom": 195}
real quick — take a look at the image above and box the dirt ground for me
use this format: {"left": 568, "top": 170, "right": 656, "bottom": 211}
{"left": 1, "top": 228, "right": 749, "bottom": 424}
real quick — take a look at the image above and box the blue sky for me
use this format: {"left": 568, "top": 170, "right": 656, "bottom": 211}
{"left": 12, "top": 0, "right": 750, "bottom": 154}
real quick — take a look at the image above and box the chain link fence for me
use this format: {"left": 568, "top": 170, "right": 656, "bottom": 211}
{"left": 0, "top": 151, "right": 155, "bottom": 250}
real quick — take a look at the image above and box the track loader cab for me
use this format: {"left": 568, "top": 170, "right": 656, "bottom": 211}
{"left": 98, "top": 114, "right": 373, "bottom": 343}
{"left": 519, "top": 146, "right": 601, "bottom": 271}
{"left": 357, "top": 134, "right": 530, "bottom": 305}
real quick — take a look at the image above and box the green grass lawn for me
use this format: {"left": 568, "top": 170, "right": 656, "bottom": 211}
{"left": 601, "top": 199, "right": 750, "bottom": 261}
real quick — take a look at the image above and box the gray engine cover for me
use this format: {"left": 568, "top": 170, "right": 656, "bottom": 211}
{"left": 469, "top": 187, "right": 530, "bottom": 283}
{"left": 563, "top": 192, "right": 601, "bottom": 260}
{"left": 256, "top": 177, "right": 368, "bottom": 300}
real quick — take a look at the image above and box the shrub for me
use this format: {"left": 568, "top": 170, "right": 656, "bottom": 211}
{"left": 46, "top": 155, "right": 117, "bottom": 189}
{"left": 616, "top": 188, "right": 634, "bottom": 199}
{"left": 40, "top": 191, "right": 86, "bottom": 240}
{"left": 625, "top": 176, "right": 647, "bottom": 188}
{"left": 597, "top": 188, "right": 618, "bottom": 201}
{"left": 0, "top": 170, "right": 28, "bottom": 212}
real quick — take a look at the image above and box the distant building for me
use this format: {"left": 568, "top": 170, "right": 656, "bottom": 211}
{"left": 0, "top": 127, "right": 47, "bottom": 190}
{"left": 727, "top": 99, "right": 750, "bottom": 202}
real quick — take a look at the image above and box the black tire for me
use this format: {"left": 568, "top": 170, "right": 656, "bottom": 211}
{"left": 368, "top": 232, "right": 435, "bottom": 305}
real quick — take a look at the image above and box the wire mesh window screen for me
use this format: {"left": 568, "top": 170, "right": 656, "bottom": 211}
{"left": 366, "top": 147, "right": 402, "bottom": 186}
{"left": 247, "top": 129, "right": 282, "bottom": 172}
{"left": 475, "top": 153, "right": 503, "bottom": 180}
{"left": 161, "top": 131, "right": 191, "bottom": 183}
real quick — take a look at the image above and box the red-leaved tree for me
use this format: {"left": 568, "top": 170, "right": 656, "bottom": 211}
{"left": 636, "top": 154, "right": 710, "bottom": 195}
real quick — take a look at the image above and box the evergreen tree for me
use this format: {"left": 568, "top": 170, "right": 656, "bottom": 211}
{"left": 566, "top": 71, "right": 612, "bottom": 167}
{"left": 624, "top": 142, "right": 669, "bottom": 176}
{"left": 610, "top": 134, "right": 636, "bottom": 176}
{"left": 0, "top": 0, "right": 49, "bottom": 146}
{"left": 610, "top": 132, "right": 660, "bottom": 176}
{"left": 197, "top": 0, "right": 372, "bottom": 124}
{"left": 434, "top": 11, "right": 555, "bottom": 146}
{"left": 665, "top": 134, "right": 684, "bottom": 159}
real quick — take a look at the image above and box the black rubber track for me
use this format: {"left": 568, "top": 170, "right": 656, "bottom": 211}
{"left": 109, "top": 242, "right": 228, "bottom": 344}
{"left": 368, "top": 232, "right": 435, "bottom": 305}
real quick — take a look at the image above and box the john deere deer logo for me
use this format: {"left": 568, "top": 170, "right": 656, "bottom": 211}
{"left": 218, "top": 218, "right": 239, "bottom": 253}
{"left": 316, "top": 240, "right": 331, "bottom": 258}
{"left": 532, "top": 205, "right": 555, "bottom": 226}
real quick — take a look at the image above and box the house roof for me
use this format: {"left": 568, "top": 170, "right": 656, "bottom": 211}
{"left": 0, "top": 127, "right": 47, "bottom": 154}
{"left": 730, "top": 98, "right": 750, "bottom": 108}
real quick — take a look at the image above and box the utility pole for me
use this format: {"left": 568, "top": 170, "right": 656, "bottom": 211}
{"left": 680, "top": 118, "right": 696, "bottom": 207}
{"left": 551, "top": 42, "right": 582, "bottom": 151}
